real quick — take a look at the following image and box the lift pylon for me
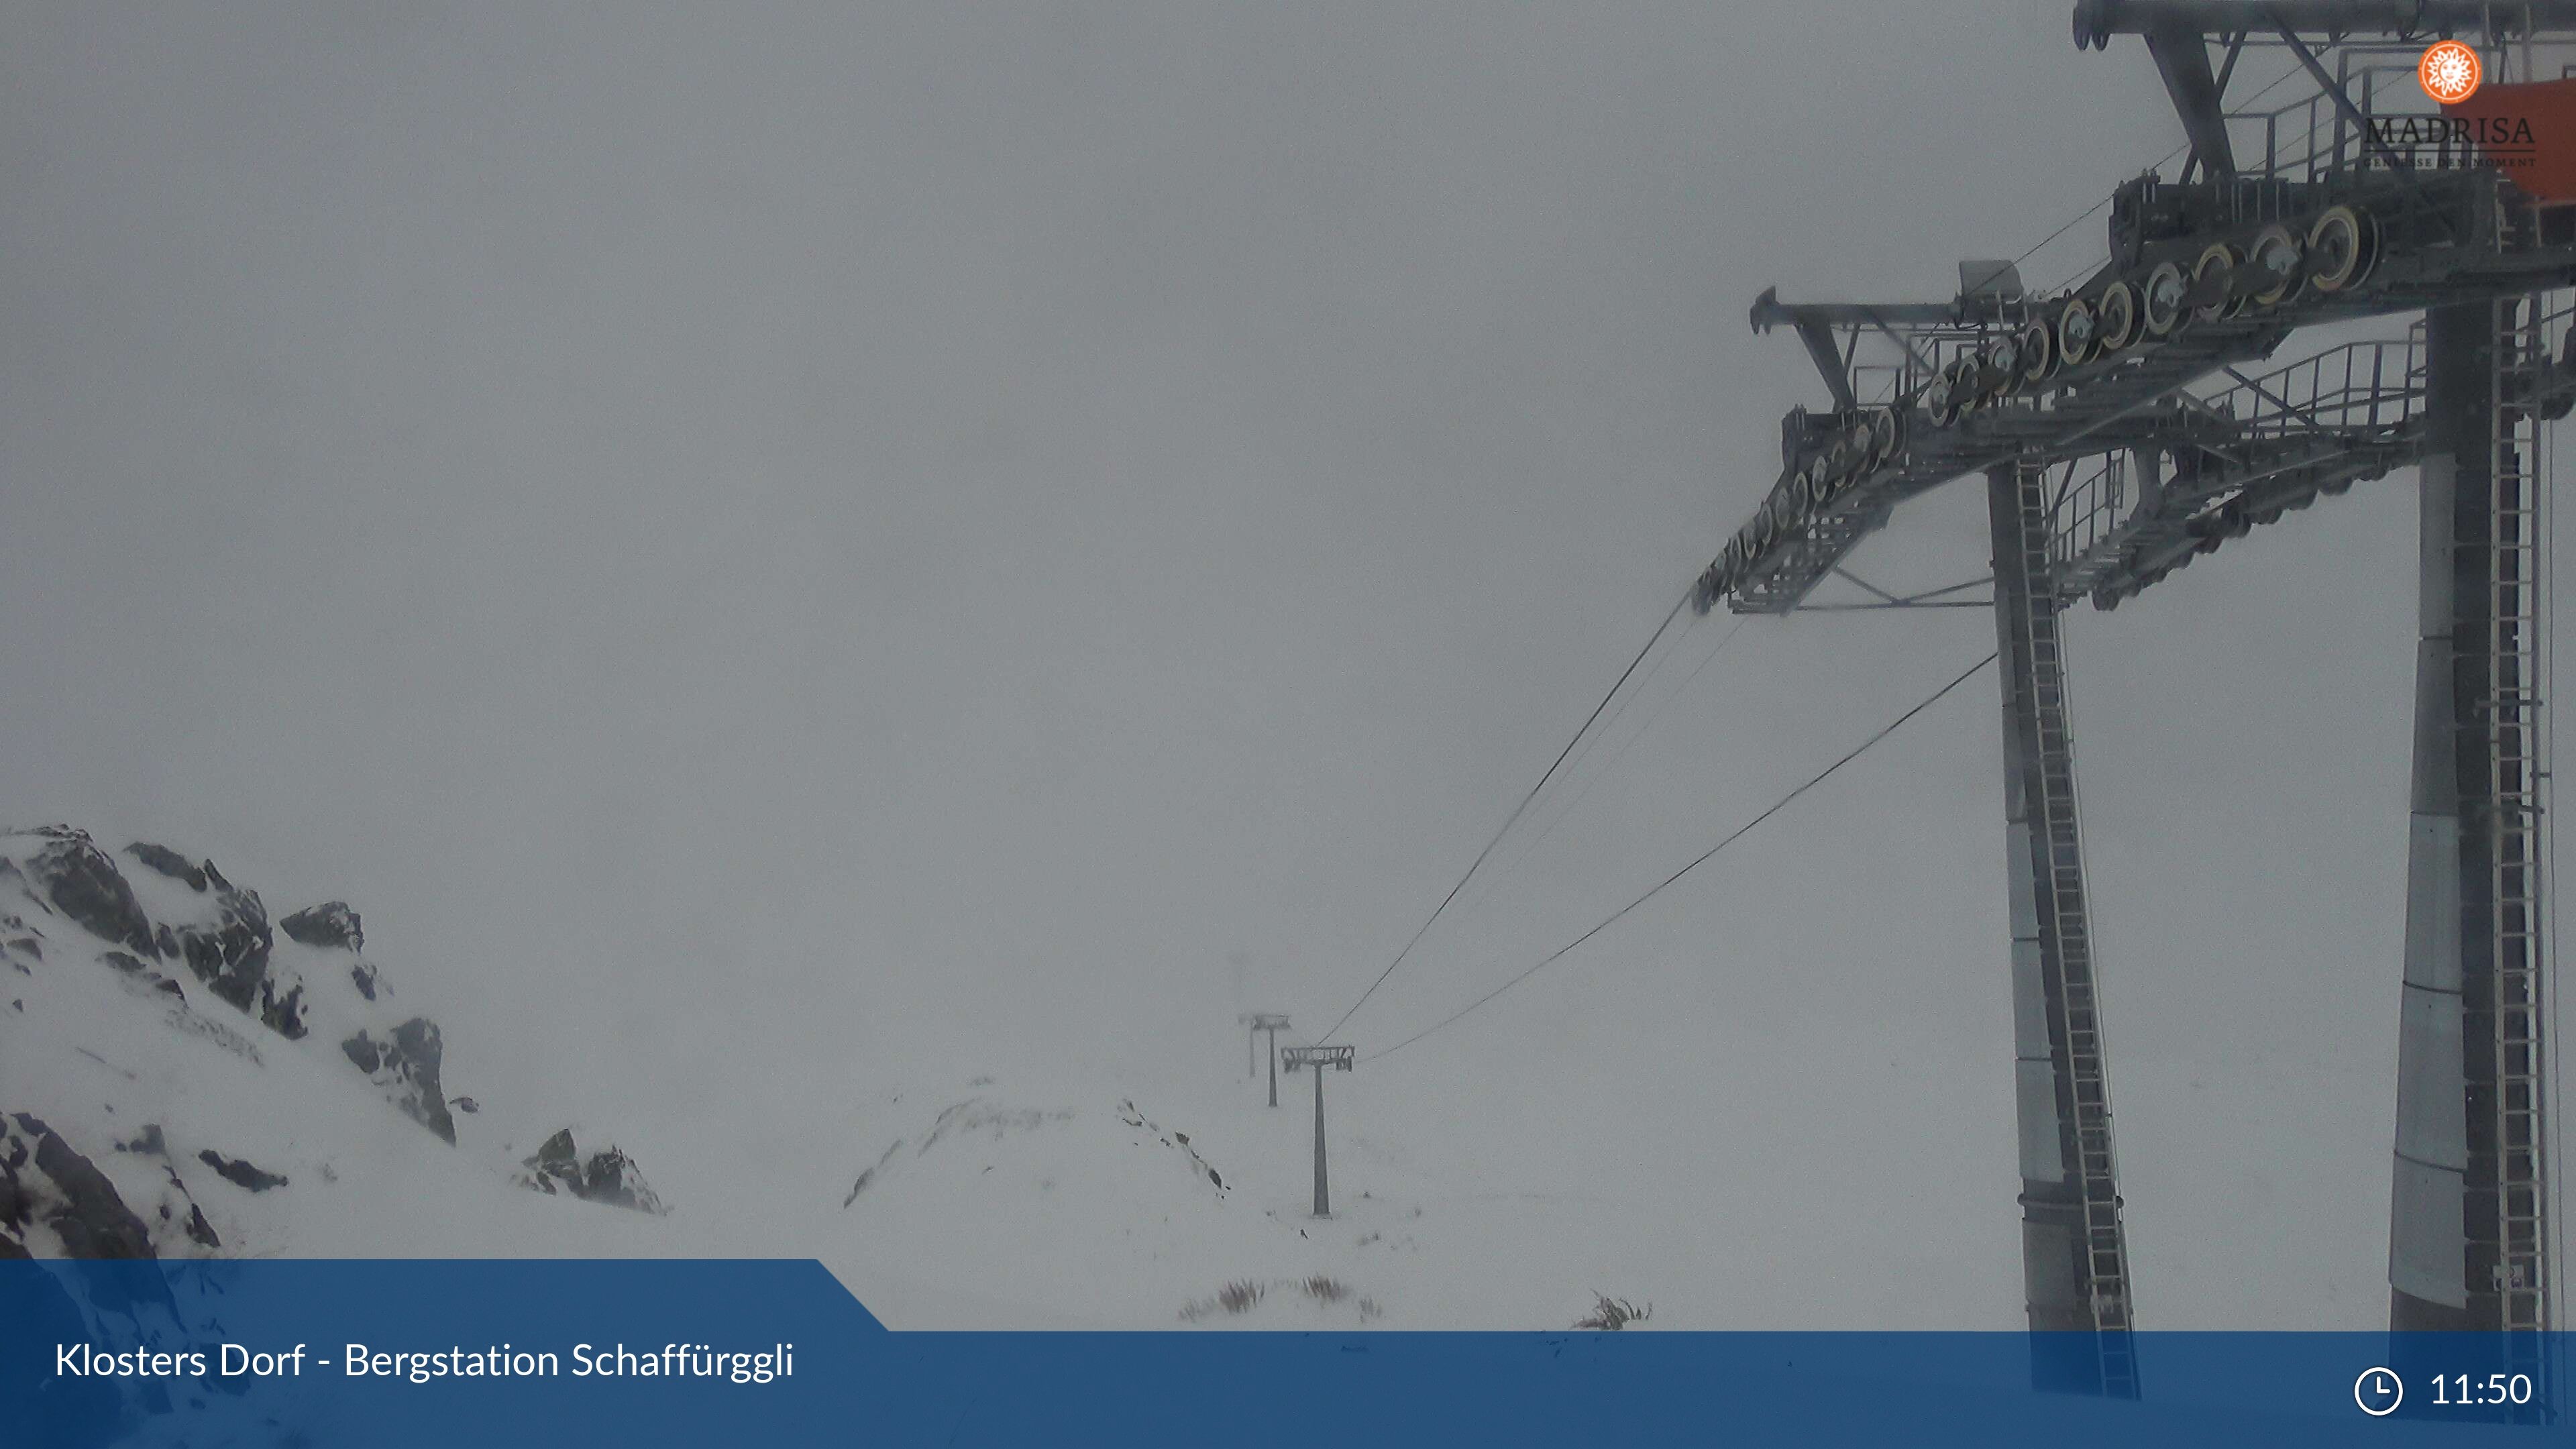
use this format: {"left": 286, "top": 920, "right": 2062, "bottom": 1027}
{"left": 1692, "top": 2, "right": 2576, "bottom": 1397}
{"left": 1281, "top": 1044, "right": 1354, "bottom": 1217}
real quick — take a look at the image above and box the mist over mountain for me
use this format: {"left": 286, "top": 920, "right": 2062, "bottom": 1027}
{"left": 1, "top": 823, "right": 1693, "bottom": 1334}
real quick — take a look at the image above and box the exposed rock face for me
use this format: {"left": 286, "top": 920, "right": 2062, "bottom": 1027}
{"left": 278, "top": 902, "right": 362, "bottom": 954}
{"left": 1, "top": 1113, "right": 156, "bottom": 1259}
{"left": 167, "top": 883, "right": 272, "bottom": 1016}
{"left": 124, "top": 842, "right": 208, "bottom": 892}
{"left": 113, "top": 840, "right": 279, "bottom": 1019}
{"left": 195, "top": 1150, "right": 288, "bottom": 1193}
{"left": 517, "top": 1129, "right": 667, "bottom": 1215}
{"left": 258, "top": 976, "right": 307, "bottom": 1039}
{"left": 339, "top": 1018, "right": 455, "bottom": 1144}
{"left": 4, "top": 825, "right": 664, "bottom": 1265}
{"left": 25, "top": 828, "right": 156, "bottom": 959}
{"left": 4, "top": 828, "right": 461, "bottom": 1147}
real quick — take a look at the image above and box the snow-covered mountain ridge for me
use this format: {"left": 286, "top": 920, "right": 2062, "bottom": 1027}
{"left": 0, "top": 826, "right": 663, "bottom": 1264}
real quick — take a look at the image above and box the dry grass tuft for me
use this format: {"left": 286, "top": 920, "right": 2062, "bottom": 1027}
{"left": 1179, "top": 1279, "right": 1271, "bottom": 1322}
{"left": 1572, "top": 1294, "right": 1652, "bottom": 1331}
{"left": 1301, "top": 1275, "right": 1352, "bottom": 1304}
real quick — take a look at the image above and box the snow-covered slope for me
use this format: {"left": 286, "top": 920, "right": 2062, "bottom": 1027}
{"left": 827, "top": 1081, "right": 1393, "bottom": 1328}
{"left": 4, "top": 824, "right": 1690, "bottom": 1333}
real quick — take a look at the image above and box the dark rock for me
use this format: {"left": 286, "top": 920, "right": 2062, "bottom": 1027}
{"left": 183, "top": 1203, "right": 220, "bottom": 1249}
{"left": 0, "top": 1134, "right": 27, "bottom": 1234}
{"left": 578, "top": 1148, "right": 658, "bottom": 1212}
{"left": 25, "top": 830, "right": 157, "bottom": 959}
{"left": 518, "top": 1129, "right": 666, "bottom": 1214}
{"left": 339, "top": 1019, "right": 455, "bottom": 1144}
{"left": 9, "top": 1113, "right": 155, "bottom": 1258}
{"left": 449, "top": 1096, "right": 480, "bottom": 1115}
{"left": 168, "top": 886, "right": 270, "bottom": 1016}
{"left": 278, "top": 902, "right": 363, "bottom": 953}
{"left": 258, "top": 977, "right": 307, "bottom": 1039}
{"left": 7, "top": 936, "right": 40, "bottom": 960}
{"left": 195, "top": 1150, "right": 287, "bottom": 1193}
{"left": 123, "top": 843, "right": 207, "bottom": 892}
{"left": 350, "top": 962, "right": 379, "bottom": 1001}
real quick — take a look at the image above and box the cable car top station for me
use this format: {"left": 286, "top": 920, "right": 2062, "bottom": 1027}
{"left": 1693, "top": 0, "right": 2576, "bottom": 1405}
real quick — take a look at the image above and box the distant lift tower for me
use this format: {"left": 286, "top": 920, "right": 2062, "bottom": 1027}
{"left": 1245, "top": 1012, "right": 1293, "bottom": 1106}
{"left": 1281, "top": 1044, "right": 1354, "bottom": 1217}
{"left": 1692, "top": 0, "right": 2576, "bottom": 1402}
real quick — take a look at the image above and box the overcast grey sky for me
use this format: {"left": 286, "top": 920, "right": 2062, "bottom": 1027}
{"left": 3, "top": 1, "right": 2544, "bottom": 1326}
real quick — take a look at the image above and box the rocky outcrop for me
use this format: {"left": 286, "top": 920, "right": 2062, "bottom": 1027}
{"left": 339, "top": 1018, "right": 456, "bottom": 1144}
{"left": 1, "top": 1113, "right": 156, "bottom": 1259}
{"left": 123, "top": 842, "right": 208, "bottom": 892}
{"left": 516, "top": 1129, "right": 667, "bottom": 1215}
{"left": 24, "top": 828, "right": 156, "bottom": 959}
{"left": 110, "top": 840, "right": 279, "bottom": 1019}
{"left": 278, "top": 902, "right": 362, "bottom": 953}
{"left": 7, "top": 828, "right": 465, "bottom": 1146}
{"left": 0, "top": 826, "right": 666, "bottom": 1272}
{"left": 166, "top": 885, "right": 272, "bottom": 1017}
{"left": 256, "top": 975, "right": 307, "bottom": 1038}
{"left": 194, "top": 1150, "right": 287, "bottom": 1193}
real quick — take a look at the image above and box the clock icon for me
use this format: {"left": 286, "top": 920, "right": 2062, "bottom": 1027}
{"left": 2355, "top": 1366, "right": 2404, "bottom": 1417}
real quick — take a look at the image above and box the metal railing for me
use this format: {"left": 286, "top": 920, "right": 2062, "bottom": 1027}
{"left": 2189, "top": 326, "right": 2428, "bottom": 438}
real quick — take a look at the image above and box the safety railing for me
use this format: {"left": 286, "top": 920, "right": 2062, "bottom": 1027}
{"left": 2188, "top": 326, "right": 2428, "bottom": 439}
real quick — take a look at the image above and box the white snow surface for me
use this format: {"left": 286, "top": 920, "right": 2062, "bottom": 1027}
{"left": 1, "top": 824, "right": 1971, "bottom": 1331}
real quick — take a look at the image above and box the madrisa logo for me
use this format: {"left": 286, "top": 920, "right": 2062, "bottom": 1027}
{"left": 2371, "top": 114, "right": 2540, "bottom": 151}
{"left": 2419, "top": 40, "right": 2482, "bottom": 103}
{"left": 2365, "top": 111, "right": 2541, "bottom": 184}
{"left": 2363, "top": 45, "right": 2540, "bottom": 180}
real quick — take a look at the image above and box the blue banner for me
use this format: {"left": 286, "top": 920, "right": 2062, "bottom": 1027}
{"left": 2, "top": 1260, "right": 2565, "bottom": 1446}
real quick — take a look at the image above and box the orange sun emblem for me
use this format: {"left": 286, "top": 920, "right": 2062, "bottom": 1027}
{"left": 2419, "top": 40, "right": 2482, "bottom": 104}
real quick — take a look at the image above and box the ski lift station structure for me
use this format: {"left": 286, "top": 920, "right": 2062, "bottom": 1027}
{"left": 1693, "top": 0, "right": 2576, "bottom": 1404}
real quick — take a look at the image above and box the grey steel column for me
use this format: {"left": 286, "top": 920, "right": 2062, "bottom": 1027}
{"left": 2389, "top": 296, "right": 2554, "bottom": 1343}
{"left": 2391, "top": 301, "right": 2484, "bottom": 1331}
{"left": 1267, "top": 1027, "right": 1280, "bottom": 1108}
{"left": 1311, "top": 1062, "right": 1330, "bottom": 1218}
{"left": 1988, "top": 464, "right": 2137, "bottom": 1396}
